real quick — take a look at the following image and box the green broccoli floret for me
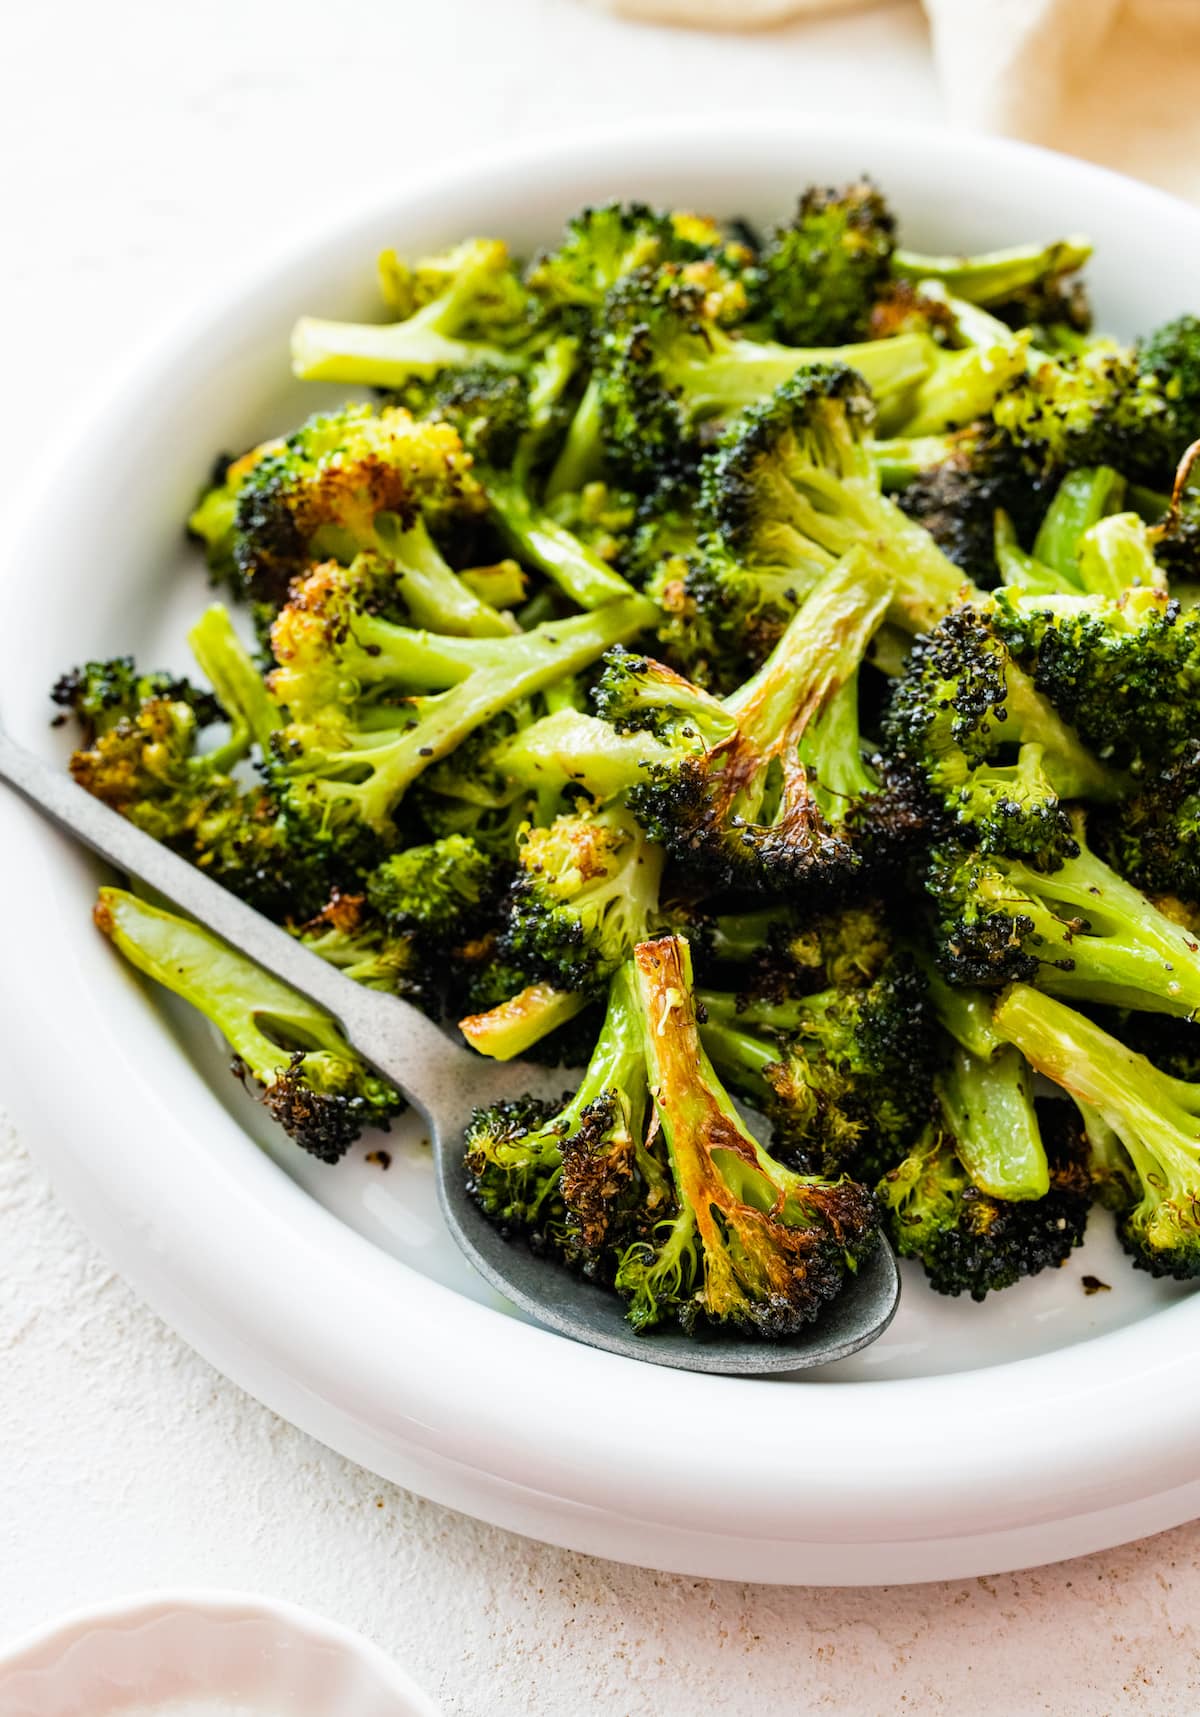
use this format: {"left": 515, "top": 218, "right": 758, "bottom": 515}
{"left": 993, "top": 339, "right": 1176, "bottom": 483}
{"left": 526, "top": 202, "right": 677, "bottom": 309}
{"left": 95, "top": 888, "right": 402, "bottom": 1161}
{"left": 1137, "top": 315, "right": 1200, "bottom": 452}
{"left": 759, "top": 180, "right": 895, "bottom": 346}
{"left": 696, "top": 365, "right": 973, "bottom": 651}
{"left": 592, "top": 551, "right": 896, "bottom": 892}
{"left": 876, "top": 1097, "right": 1088, "bottom": 1300}
{"left": 463, "top": 961, "right": 660, "bottom": 1270}
{"left": 994, "top": 584, "right": 1200, "bottom": 767}
{"left": 294, "top": 888, "right": 432, "bottom": 1005}
{"left": 882, "top": 603, "right": 1121, "bottom": 861}
{"left": 51, "top": 657, "right": 221, "bottom": 742}
{"left": 1094, "top": 739, "right": 1200, "bottom": 907}
{"left": 266, "top": 567, "right": 656, "bottom": 844}
{"left": 997, "top": 982, "right": 1200, "bottom": 1279}
{"left": 697, "top": 950, "right": 935, "bottom": 1180}
{"left": 501, "top": 806, "right": 664, "bottom": 993}
{"left": 594, "top": 263, "right": 934, "bottom": 491}
{"left": 366, "top": 833, "right": 498, "bottom": 939}
{"left": 291, "top": 237, "right": 532, "bottom": 388}
{"left": 925, "top": 809, "right": 1200, "bottom": 1016}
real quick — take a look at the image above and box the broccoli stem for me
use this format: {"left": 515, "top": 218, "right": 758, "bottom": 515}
{"left": 291, "top": 594, "right": 657, "bottom": 830}
{"left": 1031, "top": 467, "right": 1126, "bottom": 579}
{"left": 374, "top": 514, "right": 515, "bottom": 638}
{"left": 675, "top": 331, "right": 933, "bottom": 421}
{"left": 723, "top": 550, "right": 891, "bottom": 753}
{"left": 921, "top": 963, "right": 1004, "bottom": 1061}
{"left": 459, "top": 981, "right": 588, "bottom": 1061}
{"left": 1075, "top": 513, "right": 1166, "bottom": 598}
{"left": 901, "top": 339, "right": 1027, "bottom": 438}
{"left": 891, "top": 237, "right": 1092, "bottom": 305}
{"left": 796, "top": 671, "right": 876, "bottom": 812}
{"left": 697, "top": 1016, "right": 778, "bottom": 1105}
{"left": 95, "top": 886, "right": 357, "bottom": 1083}
{"left": 994, "top": 509, "right": 1076, "bottom": 595}
{"left": 543, "top": 375, "right": 606, "bottom": 501}
{"left": 937, "top": 1044, "right": 1049, "bottom": 1201}
{"left": 188, "top": 603, "right": 281, "bottom": 757}
{"left": 489, "top": 709, "right": 675, "bottom": 806}
{"left": 869, "top": 434, "right": 957, "bottom": 490}
{"left": 1004, "top": 835, "right": 1200, "bottom": 1015}
{"left": 483, "top": 469, "right": 638, "bottom": 609}
{"left": 996, "top": 984, "right": 1200, "bottom": 1242}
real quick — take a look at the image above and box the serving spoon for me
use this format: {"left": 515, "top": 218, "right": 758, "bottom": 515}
{"left": 0, "top": 727, "right": 900, "bottom": 1374}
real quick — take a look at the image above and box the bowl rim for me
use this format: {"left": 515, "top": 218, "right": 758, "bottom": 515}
{"left": 0, "top": 1588, "right": 440, "bottom": 1714}
{"left": 4, "top": 113, "right": 1200, "bottom": 1580}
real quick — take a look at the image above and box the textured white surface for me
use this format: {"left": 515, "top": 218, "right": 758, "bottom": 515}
{"left": 6, "top": 1, "right": 1200, "bottom": 1710}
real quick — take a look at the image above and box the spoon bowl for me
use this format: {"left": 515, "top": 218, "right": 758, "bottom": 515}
{"left": 0, "top": 727, "right": 901, "bottom": 1375}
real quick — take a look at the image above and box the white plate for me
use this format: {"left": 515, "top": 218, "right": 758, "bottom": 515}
{"left": 0, "top": 1591, "right": 439, "bottom": 1716}
{"left": 3, "top": 118, "right": 1200, "bottom": 1585}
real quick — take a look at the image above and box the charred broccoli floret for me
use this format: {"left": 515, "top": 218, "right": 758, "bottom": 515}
{"left": 997, "top": 983, "right": 1200, "bottom": 1279}
{"left": 994, "top": 584, "right": 1200, "bottom": 767}
{"left": 883, "top": 603, "right": 1120, "bottom": 861}
{"left": 593, "top": 263, "right": 933, "bottom": 490}
{"left": 697, "top": 950, "right": 935, "bottom": 1180}
{"left": 463, "top": 962, "right": 659, "bottom": 1270}
{"left": 1137, "top": 316, "right": 1200, "bottom": 454}
{"left": 877, "top": 1097, "right": 1088, "bottom": 1300}
{"left": 95, "top": 888, "right": 402, "bottom": 1161}
{"left": 501, "top": 806, "right": 664, "bottom": 993}
{"left": 926, "top": 809, "right": 1200, "bottom": 1015}
{"left": 189, "top": 404, "right": 499, "bottom": 620}
{"left": 759, "top": 180, "right": 895, "bottom": 346}
{"left": 697, "top": 365, "right": 972, "bottom": 651}
{"left": 266, "top": 575, "right": 655, "bottom": 843}
{"left": 993, "top": 339, "right": 1176, "bottom": 484}
{"left": 592, "top": 551, "right": 896, "bottom": 892}
{"left": 615, "top": 936, "right": 879, "bottom": 1336}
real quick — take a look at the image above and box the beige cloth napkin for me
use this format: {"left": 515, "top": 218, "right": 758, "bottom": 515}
{"left": 582, "top": 0, "right": 1200, "bottom": 140}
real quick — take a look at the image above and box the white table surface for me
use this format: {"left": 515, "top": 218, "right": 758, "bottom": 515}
{"left": 6, "top": 2, "right": 1200, "bottom": 1711}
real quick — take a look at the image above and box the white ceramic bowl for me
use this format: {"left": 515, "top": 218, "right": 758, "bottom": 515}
{"left": 0, "top": 1592, "right": 439, "bottom": 1716}
{"left": 3, "top": 118, "right": 1200, "bottom": 1586}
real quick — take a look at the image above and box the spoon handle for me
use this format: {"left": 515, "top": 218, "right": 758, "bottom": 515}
{"left": 0, "top": 729, "right": 470, "bottom": 1103}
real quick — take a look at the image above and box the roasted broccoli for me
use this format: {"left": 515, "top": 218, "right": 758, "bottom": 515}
{"left": 997, "top": 983, "right": 1200, "bottom": 1279}
{"left": 95, "top": 887, "right": 402, "bottom": 1160}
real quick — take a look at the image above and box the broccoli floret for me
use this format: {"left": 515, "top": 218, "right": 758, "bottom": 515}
{"left": 463, "top": 961, "right": 660, "bottom": 1270}
{"left": 926, "top": 809, "right": 1200, "bottom": 1015}
{"left": 997, "top": 983, "right": 1200, "bottom": 1278}
{"left": 291, "top": 237, "right": 532, "bottom": 388}
{"left": 613, "top": 935, "right": 879, "bottom": 1336}
{"left": 592, "top": 552, "right": 895, "bottom": 892}
{"left": 882, "top": 604, "right": 1121, "bottom": 861}
{"left": 266, "top": 580, "right": 656, "bottom": 845}
{"left": 1095, "top": 738, "right": 1200, "bottom": 906}
{"left": 51, "top": 657, "right": 221, "bottom": 742}
{"left": 697, "top": 364, "right": 972, "bottom": 648}
{"left": 526, "top": 202, "right": 677, "bottom": 310}
{"left": 993, "top": 339, "right": 1176, "bottom": 484}
{"left": 295, "top": 888, "right": 431, "bottom": 1005}
{"left": 994, "top": 584, "right": 1200, "bottom": 766}
{"left": 501, "top": 806, "right": 664, "bottom": 993}
{"left": 95, "top": 888, "right": 402, "bottom": 1161}
{"left": 192, "top": 404, "right": 504, "bottom": 623}
{"left": 594, "top": 263, "right": 933, "bottom": 491}
{"left": 366, "top": 834, "right": 498, "bottom": 939}
{"left": 877, "top": 1099, "right": 1088, "bottom": 1300}
{"left": 1137, "top": 315, "right": 1200, "bottom": 452}
{"left": 884, "top": 422, "right": 1055, "bottom": 587}
{"left": 709, "top": 899, "right": 896, "bottom": 995}
{"left": 892, "top": 234, "right": 1092, "bottom": 312}
{"left": 759, "top": 180, "right": 895, "bottom": 346}
{"left": 698, "top": 950, "right": 935, "bottom": 1180}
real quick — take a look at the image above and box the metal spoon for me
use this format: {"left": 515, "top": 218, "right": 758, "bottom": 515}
{"left": 0, "top": 728, "right": 900, "bottom": 1374}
